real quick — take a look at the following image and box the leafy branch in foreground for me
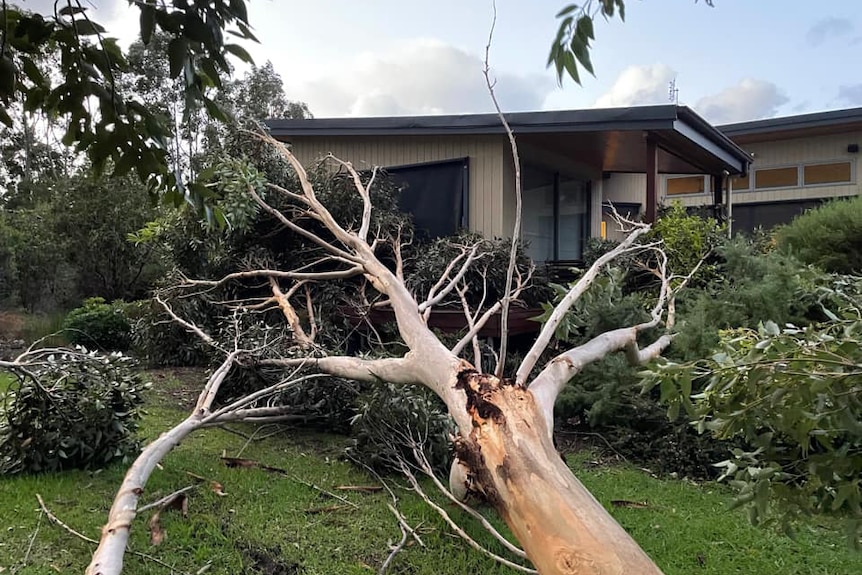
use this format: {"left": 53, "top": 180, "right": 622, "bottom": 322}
{"left": 0, "top": 0, "right": 256, "bottom": 207}
{"left": 548, "top": 0, "right": 714, "bottom": 84}
{"left": 644, "top": 285, "right": 862, "bottom": 543}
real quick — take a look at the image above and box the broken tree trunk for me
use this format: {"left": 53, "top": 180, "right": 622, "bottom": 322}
{"left": 453, "top": 370, "right": 662, "bottom": 575}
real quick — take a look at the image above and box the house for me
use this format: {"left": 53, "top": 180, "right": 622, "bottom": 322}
{"left": 653, "top": 107, "right": 862, "bottom": 234}
{"left": 267, "top": 105, "right": 751, "bottom": 265}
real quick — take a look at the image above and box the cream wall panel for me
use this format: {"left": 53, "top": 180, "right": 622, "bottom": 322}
{"left": 731, "top": 131, "right": 862, "bottom": 204}
{"left": 287, "top": 135, "right": 507, "bottom": 237}
{"left": 603, "top": 173, "right": 646, "bottom": 209}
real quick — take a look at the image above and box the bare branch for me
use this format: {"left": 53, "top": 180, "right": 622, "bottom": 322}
{"left": 327, "top": 155, "right": 375, "bottom": 243}
{"left": 260, "top": 355, "right": 419, "bottom": 385}
{"left": 269, "top": 277, "right": 313, "bottom": 346}
{"left": 456, "top": 282, "right": 483, "bottom": 370}
{"left": 398, "top": 459, "right": 537, "bottom": 574}
{"left": 155, "top": 295, "right": 225, "bottom": 354}
{"left": 179, "top": 266, "right": 364, "bottom": 290}
{"left": 87, "top": 352, "right": 239, "bottom": 575}
{"left": 484, "top": 0, "right": 522, "bottom": 379}
{"left": 529, "top": 247, "right": 683, "bottom": 430}
{"left": 411, "top": 447, "right": 528, "bottom": 560}
{"left": 419, "top": 243, "right": 481, "bottom": 319}
{"left": 517, "top": 224, "right": 653, "bottom": 385}
{"left": 451, "top": 264, "right": 531, "bottom": 356}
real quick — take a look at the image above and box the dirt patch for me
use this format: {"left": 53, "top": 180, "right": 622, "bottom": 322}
{"left": 241, "top": 544, "right": 303, "bottom": 575}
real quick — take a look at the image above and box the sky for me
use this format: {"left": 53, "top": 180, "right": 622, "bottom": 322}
{"left": 67, "top": 1, "right": 862, "bottom": 123}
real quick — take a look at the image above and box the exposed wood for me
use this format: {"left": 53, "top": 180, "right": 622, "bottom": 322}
{"left": 452, "top": 372, "right": 663, "bottom": 575}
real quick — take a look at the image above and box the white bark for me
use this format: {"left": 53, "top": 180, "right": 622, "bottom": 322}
{"left": 516, "top": 225, "right": 653, "bottom": 385}
{"left": 86, "top": 353, "right": 238, "bottom": 575}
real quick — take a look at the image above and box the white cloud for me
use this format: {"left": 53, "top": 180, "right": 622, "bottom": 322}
{"left": 593, "top": 64, "right": 677, "bottom": 108}
{"left": 837, "top": 84, "right": 862, "bottom": 106}
{"left": 694, "top": 79, "right": 788, "bottom": 124}
{"left": 290, "top": 38, "right": 552, "bottom": 117}
{"left": 807, "top": 17, "right": 854, "bottom": 47}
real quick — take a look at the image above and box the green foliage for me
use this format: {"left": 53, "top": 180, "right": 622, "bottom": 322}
{"left": 548, "top": 1, "right": 713, "bottom": 84}
{"left": 650, "top": 203, "right": 725, "bottom": 286}
{"left": 776, "top": 196, "right": 862, "bottom": 274}
{"left": 644, "top": 280, "right": 862, "bottom": 539}
{"left": 0, "top": 171, "right": 165, "bottom": 310}
{"left": 63, "top": 297, "right": 132, "bottom": 351}
{"left": 348, "top": 383, "right": 455, "bottom": 476}
{"left": 129, "top": 297, "right": 214, "bottom": 367}
{"left": 0, "top": 1, "right": 256, "bottom": 209}
{"left": 0, "top": 349, "right": 148, "bottom": 474}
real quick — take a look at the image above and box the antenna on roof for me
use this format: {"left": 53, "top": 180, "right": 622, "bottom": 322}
{"left": 668, "top": 78, "right": 679, "bottom": 105}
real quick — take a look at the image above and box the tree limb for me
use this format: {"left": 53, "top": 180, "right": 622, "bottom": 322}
{"left": 516, "top": 224, "right": 653, "bottom": 385}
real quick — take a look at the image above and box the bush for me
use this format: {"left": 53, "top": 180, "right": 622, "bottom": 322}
{"left": 63, "top": 297, "right": 132, "bottom": 351}
{"left": 776, "top": 196, "right": 862, "bottom": 274}
{"left": 348, "top": 383, "right": 454, "bottom": 476}
{"left": 0, "top": 348, "right": 149, "bottom": 474}
{"left": 129, "top": 297, "right": 213, "bottom": 367}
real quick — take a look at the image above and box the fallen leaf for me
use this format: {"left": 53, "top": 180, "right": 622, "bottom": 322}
{"left": 610, "top": 500, "right": 650, "bottom": 509}
{"left": 148, "top": 511, "right": 166, "bottom": 546}
{"left": 220, "top": 456, "right": 287, "bottom": 475}
{"left": 148, "top": 492, "right": 189, "bottom": 545}
{"left": 335, "top": 485, "right": 383, "bottom": 493}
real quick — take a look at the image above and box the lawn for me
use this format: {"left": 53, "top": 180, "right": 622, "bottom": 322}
{"left": 0, "top": 370, "right": 859, "bottom": 575}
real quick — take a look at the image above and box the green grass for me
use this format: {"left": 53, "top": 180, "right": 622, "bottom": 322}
{"left": 0, "top": 371, "right": 860, "bottom": 575}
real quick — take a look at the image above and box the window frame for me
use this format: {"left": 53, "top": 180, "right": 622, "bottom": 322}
{"left": 802, "top": 161, "right": 854, "bottom": 188}
{"left": 664, "top": 174, "right": 710, "bottom": 197}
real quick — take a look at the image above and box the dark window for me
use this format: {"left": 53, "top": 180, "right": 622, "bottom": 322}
{"left": 522, "top": 164, "right": 589, "bottom": 262}
{"left": 386, "top": 158, "right": 469, "bottom": 239}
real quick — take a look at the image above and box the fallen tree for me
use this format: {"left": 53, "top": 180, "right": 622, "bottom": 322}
{"left": 79, "top": 125, "right": 702, "bottom": 574}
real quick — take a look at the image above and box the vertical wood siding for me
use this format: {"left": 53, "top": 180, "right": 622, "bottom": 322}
{"left": 603, "top": 174, "right": 647, "bottom": 209}
{"left": 287, "top": 135, "right": 507, "bottom": 237}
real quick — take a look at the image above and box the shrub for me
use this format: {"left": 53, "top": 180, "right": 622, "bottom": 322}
{"left": 776, "top": 196, "right": 862, "bottom": 274}
{"left": 129, "top": 298, "right": 213, "bottom": 367}
{"left": 63, "top": 297, "right": 132, "bottom": 351}
{"left": 348, "top": 383, "right": 454, "bottom": 476}
{"left": 0, "top": 348, "right": 149, "bottom": 474}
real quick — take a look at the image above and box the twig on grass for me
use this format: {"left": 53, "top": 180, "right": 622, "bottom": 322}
{"left": 36, "top": 494, "right": 183, "bottom": 573}
{"left": 22, "top": 508, "right": 43, "bottom": 567}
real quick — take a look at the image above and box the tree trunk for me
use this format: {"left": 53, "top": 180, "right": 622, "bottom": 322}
{"left": 455, "top": 370, "right": 662, "bottom": 575}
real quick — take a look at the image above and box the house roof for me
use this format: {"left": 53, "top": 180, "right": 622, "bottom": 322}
{"left": 719, "top": 107, "right": 862, "bottom": 143}
{"left": 267, "top": 105, "right": 752, "bottom": 175}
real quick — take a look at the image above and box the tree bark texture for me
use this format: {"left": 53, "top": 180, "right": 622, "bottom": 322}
{"left": 453, "top": 370, "right": 663, "bottom": 575}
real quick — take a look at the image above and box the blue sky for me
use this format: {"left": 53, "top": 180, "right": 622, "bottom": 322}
{"left": 94, "top": 0, "right": 862, "bottom": 122}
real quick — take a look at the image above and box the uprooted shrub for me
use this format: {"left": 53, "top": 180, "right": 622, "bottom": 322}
{"left": 0, "top": 348, "right": 149, "bottom": 474}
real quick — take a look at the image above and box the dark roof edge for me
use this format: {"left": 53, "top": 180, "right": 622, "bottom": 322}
{"left": 677, "top": 106, "right": 753, "bottom": 168}
{"left": 266, "top": 105, "right": 685, "bottom": 136}
{"left": 265, "top": 104, "right": 751, "bottom": 171}
{"left": 718, "top": 106, "right": 862, "bottom": 135}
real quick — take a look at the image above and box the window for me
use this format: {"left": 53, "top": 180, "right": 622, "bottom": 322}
{"left": 754, "top": 167, "right": 798, "bottom": 189}
{"left": 387, "top": 158, "right": 469, "bottom": 238}
{"left": 666, "top": 175, "right": 706, "bottom": 195}
{"left": 522, "top": 164, "right": 589, "bottom": 262}
{"left": 730, "top": 173, "right": 750, "bottom": 191}
{"left": 803, "top": 162, "right": 852, "bottom": 186}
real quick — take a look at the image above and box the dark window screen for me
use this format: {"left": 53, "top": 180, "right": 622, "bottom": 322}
{"left": 386, "top": 158, "right": 469, "bottom": 239}
{"left": 731, "top": 200, "right": 828, "bottom": 234}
